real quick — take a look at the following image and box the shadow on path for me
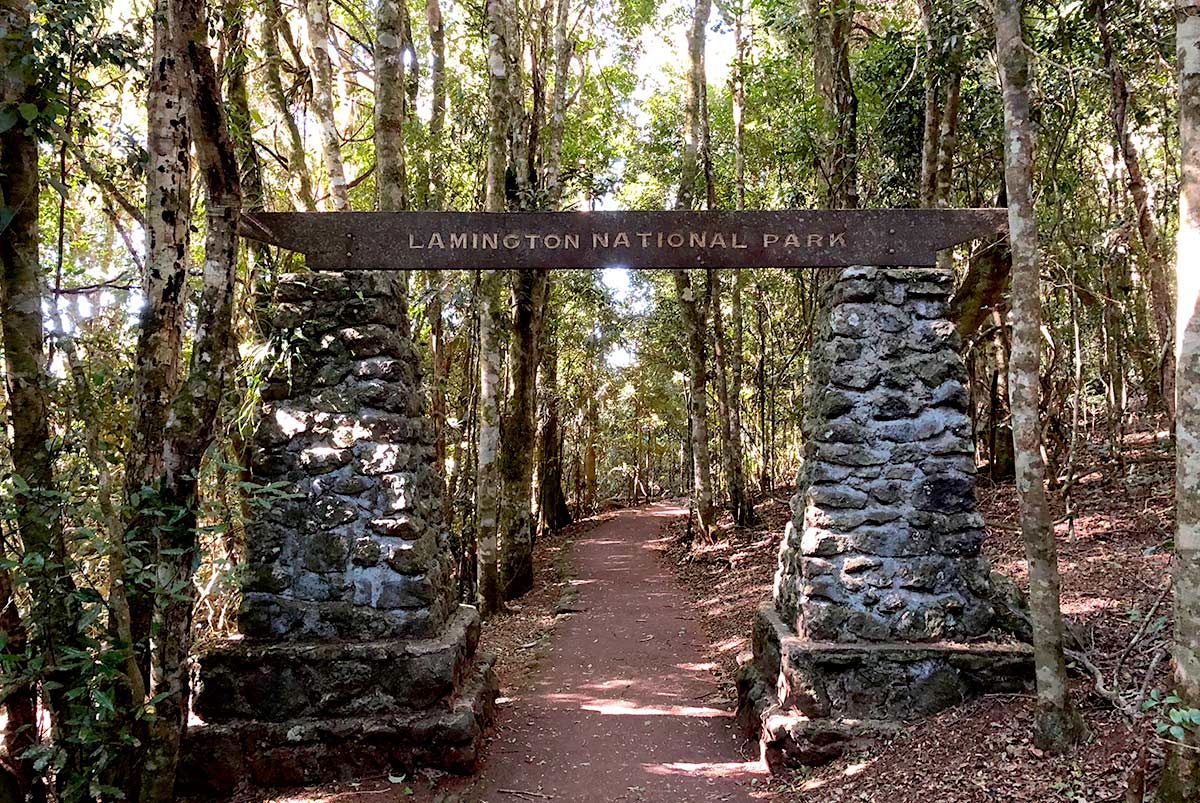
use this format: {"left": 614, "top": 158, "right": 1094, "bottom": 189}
{"left": 470, "top": 502, "right": 766, "bottom": 802}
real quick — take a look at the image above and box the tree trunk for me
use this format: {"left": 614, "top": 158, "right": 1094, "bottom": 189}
{"left": 709, "top": 270, "right": 753, "bottom": 525}
{"left": 0, "top": 22, "right": 81, "bottom": 783}
{"left": 673, "top": 270, "right": 717, "bottom": 537}
{"left": 0, "top": 568, "right": 38, "bottom": 798}
{"left": 426, "top": 0, "right": 446, "bottom": 209}
{"left": 428, "top": 273, "right": 450, "bottom": 519}
{"left": 134, "top": 0, "right": 243, "bottom": 798}
{"left": 731, "top": 1, "right": 747, "bottom": 211}
{"left": 0, "top": 4, "right": 90, "bottom": 790}
{"left": 1097, "top": 0, "right": 1176, "bottom": 420}
{"left": 304, "top": 0, "right": 350, "bottom": 210}
{"left": 810, "top": 0, "right": 858, "bottom": 209}
{"left": 918, "top": 0, "right": 942, "bottom": 207}
{"left": 673, "top": 0, "right": 716, "bottom": 537}
{"left": 536, "top": 318, "right": 572, "bottom": 535}
{"left": 1159, "top": 3, "right": 1200, "bottom": 798}
{"left": 993, "top": 0, "right": 1086, "bottom": 753}
{"left": 731, "top": 269, "right": 754, "bottom": 523}
{"left": 124, "top": 0, "right": 193, "bottom": 703}
{"left": 477, "top": 0, "right": 514, "bottom": 617}
{"left": 376, "top": 0, "right": 410, "bottom": 212}
{"left": 543, "top": 0, "right": 574, "bottom": 206}
{"left": 262, "top": 0, "right": 317, "bottom": 210}
{"left": 677, "top": 0, "right": 711, "bottom": 210}
{"left": 499, "top": 269, "right": 548, "bottom": 599}
{"left": 477, "top": 269, "right": 504, "bottom": 616}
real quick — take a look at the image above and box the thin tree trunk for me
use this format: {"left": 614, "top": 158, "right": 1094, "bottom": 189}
{"left": 731, "top": 1, "right": 747, "bottom": 211}
{"left": 0, "top": 568, "right": 38, "bottom": 797}
{"left": 134, "top": 0, "right": 243, "bottom": 797}
{"left": 677, "top": 0, "right": 710, "bottom": 210}
{"left": 1097, "top": 0, "right": 1176, "bottom": 420}
{"left": 709, "top": 270, "right": 752, "bottom": 525}
{"left": 477, "top": 269, "right": 504, "bottom": 616}
{"left": 673, "top": 0, "right": 716, "bottom": 537}
{"left": 993, "top": 0, "right": 1086, "bottom": 752}
{"left": 499, "top": 269, "right": 548, "bottom": 599}
{"left": 260, "top": 0, "right": 316, "bottom": 210}
{"left": 918, "top": 0, "right": 942, "bottom": 207}
{"left": 674, "top": 270, "right": 717, "bottom": 537}
{"left": 0, "top": 7, "right": 87, "bottom": 792}
{"left": 810, "top": 0, "right": 858, "bottom": 209}
{"left": 426, "top": 0, "right": 446, "bottom": 209}
{"left": 428, "top": 273, "right": 449, "bottom": 519}
{"left": 305, "top": 0, "right": 349, "bottom": 210}
{"left": 477, "top": 0, "right": 514, "bottom": 616}
{"left": 376, "top": 0, "right": 409, "bottom": 212}
{"left": 731, "top": 268, "right": 754, "bottom": 523}
{"left": 124, "top": 0, "right": 193, "bottom": 702}
{"left": 1159, "top": 3, "right": 1200, "bottom": 798}
{"left": 536, "top": 316, "right": 572, "bottom": 534}
{"left": 543, "top": 0, "right": 574, "bottom": 206}
{"left": 0, "top": 18, "right": 83, "bottom": 785}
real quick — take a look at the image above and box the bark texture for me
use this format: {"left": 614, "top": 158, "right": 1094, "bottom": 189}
{"left": 304, "top": 0, "right": 350, "bottom": 210}
{"left": 677, "top": 0, "right": 711, "bottom": 210}
{"left": 426, "top": 0, "right": 446, "bottom": 209}
{"left": 0, "top": 1, "right": 91, "bottom": 792}
{"left": 476, "top": 0, "right": 515, "bottom": 616}
{"left": 674, "top": 270, "right": 717, "bottom": 537}
{"left": 499, "top": 270, "right": 548, "bottom": 599}
{"left": 262, "top": 0, "right": 316, "bottom": 210}
{"left": 709, "top": 270, "right": 753, "bottom": 525}
{"left": 376, "top": 0, "right": 410, "bottom": 212}
{"left": 1160, "top": 2, "right": 1200, "bottom": 799}
{"left": 993, "top": 0, "right": 1086, "bottom": 753}
{"left": 810, "top": 0, "right": 858, "bottom": 209}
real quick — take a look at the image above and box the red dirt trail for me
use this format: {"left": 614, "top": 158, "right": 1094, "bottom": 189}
{"left": 470, "top": 503, "right": 766, "bottom": 802}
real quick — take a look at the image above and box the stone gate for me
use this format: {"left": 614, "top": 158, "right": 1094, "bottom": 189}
{"left": 735, "top": 266, "right": 1032, "bottom": 769}
{"left": 175, "top": 209, "right": 1029, "bottom": 794}
{"left": 178, "top": 272, "right": 497, "bottom": 796}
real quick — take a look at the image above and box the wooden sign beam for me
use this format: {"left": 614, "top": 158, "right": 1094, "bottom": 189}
{"left": 238, "top": 209, "right": 1008, "bottom": 271}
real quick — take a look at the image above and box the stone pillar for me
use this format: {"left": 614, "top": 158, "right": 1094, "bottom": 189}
{"left": 736, "top": 267, "right": 1032, "bottom": 770}
{"left": 179, "top": 272, "right": 496, "bottom": 797}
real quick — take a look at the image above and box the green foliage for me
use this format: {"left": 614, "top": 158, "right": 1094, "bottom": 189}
{"left": 1144, "top": 689, "right": 1200, "bottom": 744}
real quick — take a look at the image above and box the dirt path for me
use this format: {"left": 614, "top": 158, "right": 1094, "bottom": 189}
{"left": 469, "top": 502, "right": 765, "bottom": 803}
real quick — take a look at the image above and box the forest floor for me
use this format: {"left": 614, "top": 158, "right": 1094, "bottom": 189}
{"left": 658, "top": 427, "right": 1176, "bottom": 803}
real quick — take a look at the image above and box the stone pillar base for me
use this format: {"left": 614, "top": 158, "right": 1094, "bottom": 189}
{"left": 736, "top": 603, "right": 1032, "bottom": 770}
{"left": 176, "top": 605, "right": 498, "bottom": 798}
